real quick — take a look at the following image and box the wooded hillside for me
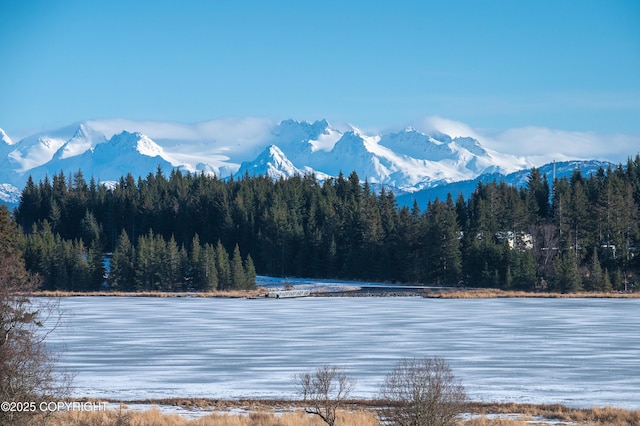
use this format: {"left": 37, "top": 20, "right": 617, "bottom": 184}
{"left": 13, "top": 155, "right": 640, "bottom": 292}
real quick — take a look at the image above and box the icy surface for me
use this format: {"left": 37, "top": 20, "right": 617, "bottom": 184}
{"left": 44, "top": 297, "right": 640, "bottom": 409}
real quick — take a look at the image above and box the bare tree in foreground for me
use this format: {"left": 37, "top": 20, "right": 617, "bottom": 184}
{"left": 378, "top": 357, "right": 467, "bottom": 426}
{"left": 0, "top": 205, "right": 69, "bottom": 425}
{"left": 295, "top": 364, "right": 356, "bottom": 426}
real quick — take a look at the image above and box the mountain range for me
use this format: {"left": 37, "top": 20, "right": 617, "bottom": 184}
{"left": 0, "top": 119, "right": 612, "bottom": 207}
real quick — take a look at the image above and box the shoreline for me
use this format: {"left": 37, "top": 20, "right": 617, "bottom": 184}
{"left": 65, "top": 397, "right": 640, "bottom": 424}
{"left": 30, "top": 287, "right": 640, "bottom": 298}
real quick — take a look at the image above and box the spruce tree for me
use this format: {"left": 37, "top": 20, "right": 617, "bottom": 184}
{"left": 79, "top": 210, "right": 101, "bottom": 246}
{"left": 588, "top": 249, "right": 605, "bottom": 291}
{"left": 554, "top": 253, "right": 583, "bottom": 293}
{"left": 88, "top": 239, "right": 105, "bottom": 291}
{"left": 215, "top": 240, "right": 231, "bottom": 290}
{"left": 603, "top": 268, "right": 613, "bottom": 292}
{"left": 244, "top": 254, "right": 257, "bottom": 290}
{"left": 526, "top": 167, "right": 550, "bottom": 221}
{"left": 515, "top": 250, "right": 537, "bottom": 291}
{"left": 110, "top": 229, "right": 134, "bottom": 291}
{"left": 165, "top": 235, "right": 181, "bottom": 291}
{"left": 230, "top": 244, "right": 246, "bottom": 289}
{"left": 202, "top": 243, "right": 218, "bottom": 292}
{"left": 189, "top": 234, "right": 204, "bottom": 290}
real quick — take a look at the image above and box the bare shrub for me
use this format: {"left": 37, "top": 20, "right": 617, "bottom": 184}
{"left": 294, "top": 364, "right": 356, "bottom": 426}
{"left": 378, "top": 357, "right": 467, "bottom": 426}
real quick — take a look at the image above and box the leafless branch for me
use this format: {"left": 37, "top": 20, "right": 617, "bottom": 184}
{"left": 378, "top": 357, "right": 467, "bottom": 426}
{"left": 294, "top": 364, "right": 355, "bottom": 426}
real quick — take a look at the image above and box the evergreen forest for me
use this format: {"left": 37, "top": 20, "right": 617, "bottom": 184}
{"left": 11, "top": 155, "right": 640, "bottom": 293}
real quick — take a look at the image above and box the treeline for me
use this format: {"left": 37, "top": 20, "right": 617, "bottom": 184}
{"left": 109, "top": 231, "right": 256, "bottom": 292}
{"left": 14, "top": 155, "right": 640, "bottom": 292}
{"left": 24, "top": 220, "right": 256, "bottom": 291}
{"left": 18, "top": 170, "right": 257, "bottom": 291}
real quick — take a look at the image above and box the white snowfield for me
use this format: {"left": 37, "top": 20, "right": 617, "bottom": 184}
{"left": 0, "top": 119, "right": 532, "bottom": 193}
{"left": 42, "top": 290, "right": 640, "bottom": 410}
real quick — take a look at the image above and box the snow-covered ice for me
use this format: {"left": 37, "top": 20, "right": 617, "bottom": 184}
{"left": 43, "top": 296, "right": 640, "bottom": 410}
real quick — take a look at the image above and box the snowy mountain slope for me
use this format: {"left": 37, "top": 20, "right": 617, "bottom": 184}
{"left": 0, "top": 128, "right": 13, "bottom": 146}
{"left": 380, "top": 129, "right": 460, "bottom": 162}
{"left": 0, "top": 123, "right": 80, "bottom": 183}
{"left": 25, "top": 131, "right": 177, "bottom": 185}
{"left": 270, "top": 119, "right": 335, "bottom": 152}
{"left": 52, "top": 123, "right": 107, "bottom": 160}
{"left": 379, "top": 129, "right": 530, "bottom": 175}
{"left": 260, "top": 125, "right": 533, "bottom": 192}
{"left": 0, "top": 128, "right": 14, "bottom": 170}
{"left": 5, "top": 134, "right": 67, "bottom": 174}
{"left": 0, "top": 183, "right": 21, "bottom": 207}
{"left": 0, "top": 117, "right": 603, "bottom": 206}
{"left": 236, "top": 145, "right": 304, "bottom": 179}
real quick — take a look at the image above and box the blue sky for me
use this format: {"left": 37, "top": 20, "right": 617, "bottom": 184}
{"left": 1, "top": 0, "right": 639, "bottom": 159}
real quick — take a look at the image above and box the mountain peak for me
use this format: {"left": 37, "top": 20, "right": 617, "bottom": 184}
{"left": 273, "top": 119, "right": 332, "bottom": 144}
{"left": 258, "top": 145, "right": 292, "bottom": 168}
{"left": 279, "top": 118, "right": 329, "bottom": 129}
{"left": 236, "top": 144, "right": 301, "bottom": 179}
{"left": 53, "top": 123, "right": 107, "bottom": 160}
{"left": 332, "top": 131, "right": 367, "bottom": 153}
{"left": 74, "top": 123, "right": 89, "bottom": 138}
{"left": 109, "top": 131, "right": 164, "bottom": 157}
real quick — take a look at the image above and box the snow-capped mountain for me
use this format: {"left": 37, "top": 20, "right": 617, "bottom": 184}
{"left": 25, "top": 131, "right": 177, "bottom": 186}
{"left": 236, "top": 121, "right": 532, "bottom": 193}
{"left": 0, "top": 117, "right": 605, "bottom": 208}
{"left": 4, "top": 134, "right": 66, "bottom": 174}
{"left": 236, "top": 145, "right": 304, "bottom": 179}
{"left": 52, "top": 123, "right": 107, "bottom": 161}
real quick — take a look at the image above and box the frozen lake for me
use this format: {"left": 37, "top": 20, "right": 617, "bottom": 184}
{"left": 45, "top": 296, "right": 640, "bottom": 409}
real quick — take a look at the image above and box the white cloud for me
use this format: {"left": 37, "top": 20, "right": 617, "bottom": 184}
{"left": 194, "top": 117, "right": 275, "bottom": 153}
{"left": 85, "top": 119, "right": 200, "bottom": 141}
{"left": 486, "top": 127, "right": 640, "bottom": 165}
{"left": 416, "top": 116, "right": 485, "bottom": 141}
{"left": 414, "top": 116, "right": 639, "bottom": 166}
{"left": 85, "top": 117, "right": 276, "bottom": 161}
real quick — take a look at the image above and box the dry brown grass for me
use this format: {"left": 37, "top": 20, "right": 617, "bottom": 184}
{"left": 49, "top": 406, "right": 379, "bottom": 426}
{"left": 32, "top": 288, "right": 268, "bottom": 298}
{"left": 467, "top": 402, "right": 640, "bottom": 425}
{"left": 32, "top": 287, "right": 639, "bottom": 299}
{"left": 423, "top": 288, "right": 640, "bottom": 299}
{"left": 463, "top": 418, "right": 534, "bottom": 426}
{"left": 47, "top": 401, "right": 640, "bottom": 426}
